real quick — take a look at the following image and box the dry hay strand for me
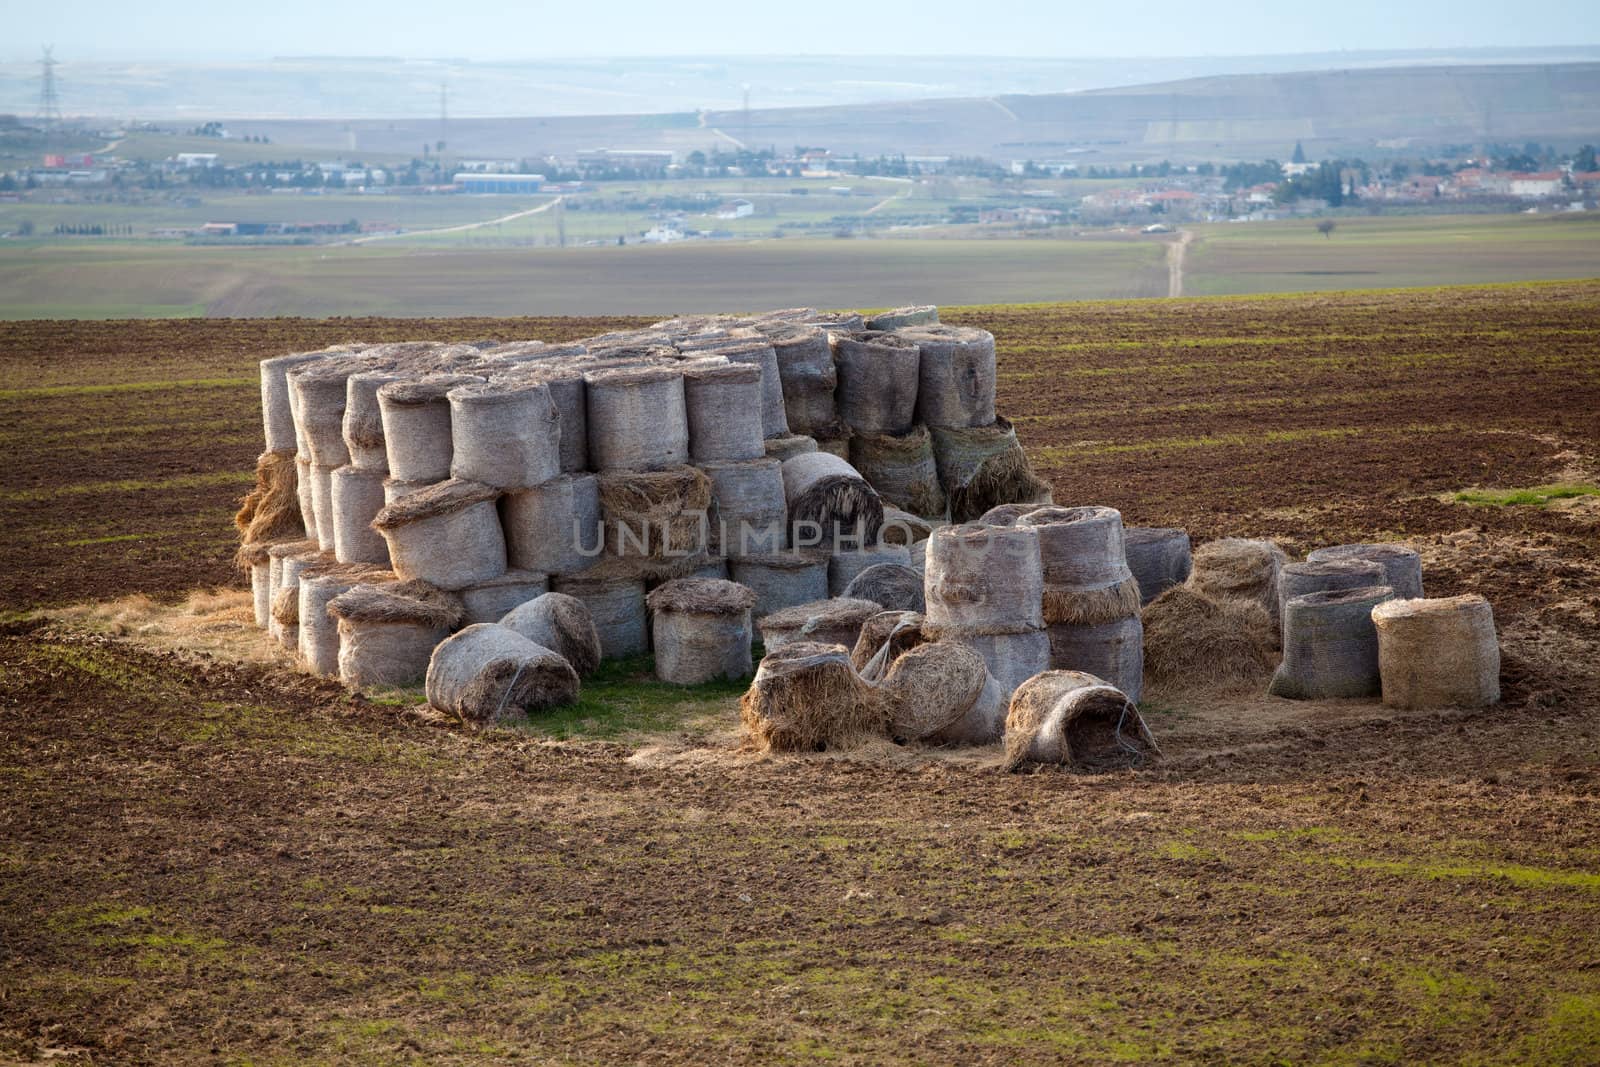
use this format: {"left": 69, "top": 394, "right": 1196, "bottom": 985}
{"left": 373, "top": 477, "right": 501, "bottom": 530}
{"left": 500, "top": 592, "right": 603, "bottom": 678}
{"left": 932, "top": 417, "right": 1052, "bottom": 524}
{"left": 597, "top": 466, "right": 712, "bottom": 560}
{"left": 758, "top": 597, "right": 883, "bottom": 653}
{"left": 842, "top": 562, "right": 925, "bottom": 614}
{"left": 233, "top": 450, "right": 305, "bottom": 570}
{"left": 1371, "top": 594, "right": 1500, "bottom": 709}
{"left": 327, "top": 579, "right": 465, "bottom": 629}
{"left": 646, "top": 576, "right": 757, "bottom": 616}
{"left": 739, "top": 641, "right": 886, "bottom": 754}
{"left": 878, "top": 639, "right": 988, "bottom": 742}
{"left": 271, "top": 585, "right": 300, "bottom": 626}
{"left": 1003, "top": 670, "right": 1156, "bottom": 772}
{"left": 848, "top": 425, "right": 947, "bottom": 520}
{"left": 1141, "top": 585, "right": 1276, "bottom": 693}
{"left": 1041, "top": 578, "right": 1143, "bottom": 628}
{"left": 1188, "top": 537, "right": 1290, "bottom": 634}
{"left": 849, "top": 610, "right": 929, "bottom": 674}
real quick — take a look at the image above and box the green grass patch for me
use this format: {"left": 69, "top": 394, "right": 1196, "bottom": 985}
{"left": 1454, "top": 483, "right": 1600, "bottom": 508}
{"left": 518, "top": 654, "right": 744, "bottom": 740}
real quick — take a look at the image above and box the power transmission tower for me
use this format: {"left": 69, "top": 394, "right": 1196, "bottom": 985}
{"left": 438, "top": 82, "right": 448, "bottom": 155}
{"left": 37, "top": 46, "right": 63, "bottom": 137}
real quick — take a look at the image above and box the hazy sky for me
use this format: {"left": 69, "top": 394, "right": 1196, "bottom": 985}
{"left": 7, "top": 0, "right": 1598, "bottom": 60}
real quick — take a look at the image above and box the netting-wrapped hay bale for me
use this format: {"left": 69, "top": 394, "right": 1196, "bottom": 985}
{"left": 832, "top": 331, "right": 922, "bottom": 436}
{"left": 288, "top": 359, "right": 367, "bottom": 468}
{"left": 1372, "top": 595, "right": 1500, "bottom": 709}
{"left": 1046, "top": 616, "right": 1145, "bottom": 704}
{"left": 682, "top": 359, "right": 765, "bottom": 463}
{"left": 1018, "top": 506, "right": 1141, "bottom": 627}
{"left": 729, "top": 552, "right": 830, "bottom": 618}
{"left": 1003, "top": 670, "right": 1157, "bottom": 772}
{"left": 597, "top": 466, "right": 711, "bottom": 562}
{"left": 828, "top": 542, "right": 912, "bottom": 597}
{"left": 330, "top": 581, "right": 463, "bottom": 689}
{"left": 806, "top": 311, "right": 866, "bottom": 333}
{"left": 459, "top": 569, "right": 550, "bottom": 627}
{"left": 373, "top": 478, "right": 505, "bottom": 591}
{"left": 378, "top": 374, "right": 480, "bottom": 483}
{"left": 307, "top": 463, "right": 338, "bottom": 551}
{"left": 902, "top": 324, "right": 997, "bottom": 430}
{"left": 261, "top": 350, "right": 337, "bottom": 452}
{"left": 976, "top": 502, "right": 1037, "bottom": 527}
{"left": 1278, "top": 558, "right": 1386, "bottom": 621}
{"left": 343, "top": 370, "right": 405, "bottom": 471}
{"left": 1188, "top": 538, "right": 1290, "bottom": 636}
{"left": 782, "top": 452, "right": 884, "bottom": 546}
{"left": 923, "top": 523, "right": 1044, "bottom": 635}
{"left": 713, "top": 338, "right": 789, "bottom": 438}
{"left": 1124, "top": 526, "right": 1193, "bottom": 606}
{"left": 647, "top": 578, "right": 757, "bottom": 684}
{"left": 298, "top": 565, "right": 382, "bottom": 677}
{"left": 268, "top": 544, "right": 325, "bottom": 650}
{"left": 330, "top": 464, "right": 390, "bottom": 566}
{"left": 447, "top": 379, "right": 561, "bottom": 490}
{"left": 850, "top": 610, "right": 929, "bottom": 676}
{"left": 843, "top": 563, "right": 925, "bottom": 613}
{"left": 1142, "top": 585, "right": 1277, "bottom": 692}
{"left": 739, "top": 641, "right": 885, "bottom": 754}
{"left": 944, "top": 630, "right": 1052, "bottom": 699}
{"left": 1268, "top": 585, "right": 1395, "bottom": 700}
{"left": 877, "top": 639, "right": 989, "bottom": 743}
{"left": 908, "top": 538, "right": 928, "bottom": 577}
{"left": 233, "top": 450, "right": 305, "bottom": 568}
{"left": 425, "top": 624, "right": 579, "bottom": 724}
{"left": 505, "top": 357, "right": 591, "bottom": 473}
{"left": 501, "top": 473, "right": 602, "bottom": 577}
{"left": 931, "top": 417, "right": 1052, "bottom": 524}
{"left": 849, "top": 425, "right": 947, "bottom": 520}
{"left": 500, "top": 592, "right": 603, "bottom": 678}
{"left": 866, "top": 305, "right": 939, "bottom": 331}
{"left": 763, "top": 433, "right": 818, "bottom": 464}
{"left": 879, "top": 507, "right": 936, "bottom": 546}
{"left": 690, "top": 556, "right": 730, "bottom": 580}
{"left": 758, "top": 597, "right": 882, "bottom": 654}
{"left": 382, "top": 476, "right": 437, "bottom": 506}
{"left": 702, "top": 458, "right": 787, "bottom": 558}
{"left": 243, "top": 545, "right": 273, "bottom": 628}
{"left": 551, "top": 571, "right": 649, "bottom": 659}
{"left": 758, "top": 323, "right": 839, "bottom": 437}
{"left": 1306, "top": 543, "right": 1424, "bottom": 600}
{"left": 585, "top": 364, "right": 689, "bottom": 472}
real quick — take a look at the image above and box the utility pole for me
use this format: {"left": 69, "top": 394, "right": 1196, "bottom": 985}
{"left": 556, "top": 197, "right": 567, "bottom": 248}
{"left": 37, "top": 46, "right": 63, "bottom": 148}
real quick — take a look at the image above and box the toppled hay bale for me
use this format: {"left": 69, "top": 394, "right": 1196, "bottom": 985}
{"left": 850, "top": 609, "right": 929, "bottom": 676}
{"left": 839, "top": 562, "right": 923, "bottom": 614}
{"left": 1269, "top": 585, "right": 1395, "bottom": 700}
{"left": 879, "top": 639, "right": 1004, "bottom": 745}
{"left": 426, "top": 623, "right": 580, "bottom": 725}
{"left": 647, "top": 577, "right": 757, "bottom": 684}
{"left": 930, "top": 417, "right": 1052, "bottom": 524}
{"left": 739, "top": 641, "right": 885, "bottom": 753}
{"left": 1372, "top": 594, "right": 1500, "bottom": 709}
{"left": 500, "top": 592, "right": 603, "bottom": 678}
{"left": 1306, "top": 542, "right": 1424, "bottom": 600}
{"left": 1003, "top": 670, "right": 1157, "bottom": 772}
{"left": 234, "top": 450, "right": 305, "bottom": 570}
{"left": 373, "top": 478, "right": 506, "bottom": 591}
{"left": 1141, "top": 585, "right": 1276, "bottom": 692}
{"left": 849, "top": 425, "right": 947, "bottom": 520}
{"left": 1188, "top": 537, "right": 1290, "bottom": 638}
{"left": 597, "top": 466, "right": 712, "bottom": 561}
{"left": 1124, "top": 526, "right": 1193, "bottom": 606}
{"left": 781, "top": 452, "right": 884, "bottom": 546}
{"left": 758, "top": 597, "right": 883, "bottom": 654}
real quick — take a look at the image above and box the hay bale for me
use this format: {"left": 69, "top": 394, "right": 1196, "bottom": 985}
{"left": 308, "top": 463, "right": 338, "bottom": 552}
{"left": 878, "top": 639, "right": 987, "bottom": 742}
{"left": 261, "top": 350, "right": 336, "bottom": 452}
{"left": 233, "top": 450, "right": 305, "bottom": 569}
{"left": 829, "top": 542, "right": 913, "bottom": 597}
{"left": 1018, "top": 506, "right": 1141, "bottom": 627}
{"left": 298, "top": 565, "right": 382, "bottom": 677}
{"left": 1124, "top": 527, "right": 1193, "bottom": 606}
{"left": 943, "top": 630, "right": 1051, "bottom": 699}
{"left": 908, "top": 538, "right": 928, "bottom": 577}
{"left": 902, "top": 324, "right": 997, "bottom": 430}
{"left": 843, "top": 563, "right": 925, "bottom": 613}
{"left": 551, "top": 572, "right": 649, "bottom": 660}
{"left": 246, "top": 551, "right": 272, "bottom": 628}
{"left": 739, "top": 641, "right": 885, "bottom": 754}
{"left": 702, "top": 458, "right": 787, "bottom": 558}
{"left": 378, "top": 374, "right": 481, "bottom": 483}
{"left": 879, "top": 507, "right": 936, "bottom": 546}
{"left": 831, "top": 331, "right": 922, "bottom": 436}
{"left": 1003, "top": 670, "right": 1156, "bottom": 772}
{"left": 1269, "top": 586, "right": 1395, "bottom": 700}
{"left": 1306, "top": 543, "right": 1424, "bottom": 600}
{"left": 330, "top": 465, "right": 390, "bottom": 566}
{"left": 501, "top": 473, "right": 602, "bottom": 577}
{"left": 266, "top": 537, "right": 320, "bottom": 640}
{"left": 781, "top": 452, "right": 884, "bottom": 547}
{"left": 343, "top": 369, "right": 404, "bottom": 471}
{"left": 975, "top": 502, "right": 1037, "bottom": 527}
{"left": 923, "top": 523, "right": 1044, "bottom": 635}
{"left": 1046, "top": 616, "right": 1144, "bottom": 703}
{"left": 711, "top": 338, "right": 789, "bottom": 438}
{"left": 459, "top": 569, "right": 550, "bottom": 627}
{"left": 382, "top": 476, "right": 437, "bottom": 506}
{"left": 1188, "top": 538, "right": 1290, "bottom": 637}
{"left": 597, "top": 466, "right": 711, "bottom": 562}
{"left": 372, "top": 479, "right": 506, "bottom": 591}
{"left": 757, "top": 323, "right": 839, "bottom": 436}
{"left": 288, "top": 359, "right": 370, "bottom": 468}
{"left": 500, "top": 592, "right": 602, "bottom": 678}
{"left": 585, "top": 364, "right": 689, "bottom": 472}
{"left": 866, "top": 305, "right": 938, "bottom": 330}
{"left": 758, "top": 597, "right": 882, "bottom": 654}
{"left": 1278, "top": 558, "right": 1386, "bottom": 622}
{"left": 814, "top": 433, "right": 851, "bottom": 460}
{"left": 1372, "top": 595, "right": 1500, "bottom": 709}
{"left": 849, "top": 426, "right": 947, "bottom": 520}
{"left": 425, "top": 624, "right": 579, "bottom": 724}
{"left": 683, "top": 359, "right": 765, "bottom": 462}
{"left": 763, "top": 433, "right": 819, "bottom": 463}
{"left": 447, "top": 379, "right": 561, "bottom": 490}
{"left": 647, "top": 578, "right": 757, "bottom": 684}
{"left": 850, "top": 610, "right": 929, "bottom": 676}
{"left": 512, "top": 358, "right": 591, "bottom": 473}
{"left": 805, "top": 311, "right": 866, "bottom": 332}
{"left": 1141, "top": 585, "right": 1277, "bottom": 692}
{"left": 729, "top": 552, "right": 830, "bottom": 618}
{"left": 329, "top": 581, "right": 464, "bottom": 689}
{"left": 295, "top": 456, "right": 316, "bottom": 542}
{"left": 930, "top": 417, "right": 1052, "bottom": 524}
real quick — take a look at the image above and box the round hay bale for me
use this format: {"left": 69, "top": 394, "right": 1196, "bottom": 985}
{"left": 597, "top": 466, "right": 712, "bottom": 562}
{"left": 763, "top": 433, "right": 819, "bottom": 464}
{"left": 944, "top": 629, "right": 1051, "bottom": 700}
{"left": 510, "top": 358, "right": 591, "bottom": 473}
{"left": 1268, "top": 585, "right": 1395, "bottom": 700}
{"left": 758, "top": 323, "right": 839, "bottom": 436}
{"left": 550, "top": 572, "right": 649, "bottom": 660}
{"left": 865, "top": 305, "right": 939, "bottom": 330}
{"left": 781, "top": 452, "right": 884, "bottom": 547}
{"left": 712, "top": 339, "right": 789, "bottom": 438}
{"left": 814, "top": 433, "right": 851, "bottom": 460}
{"left": 1141, "top": 585, "right": 1277, "bottom": 692}
{"left": 1018, "top": 506, "right": 1141, "bottom": 627}
{"left": 382, "top": 476, "right": 437, "bottom": 506}
{"left": 739, "top": 641, "right": 884, "bottom": 754}
{"left": 976, "top": 502, "right": 1036, "bottom": 527}
{"left": 805, "top": 311, "right": 867, "bottom": 333}
{"left": 585, "top": 364, "right": 690, "bottom": 472}
{"left": 1125, "top": 527, "right": 1193, "bottom": 606}
{"left": 330, "top": 465, "right": 390, "bottom": 566}
{"left": 843, "top": 563, "right": 925, "bottom": 613}
{"left": 849, "top": 426, "right": 947, "bottom": 520}
{"left": 233, "top": 450, "right": 306, "bottom": 570}
{"left": 1372, "top": 595, "right": 1500, "bottom": 709}
{"left": 261, "top": 351, "right": 334, "bottom": 452}
{"left": 1003, "top": 670, "right": 1156, "bottom": 772}
{"left": 923, "top": 523, "right": 1044, "bottom": 635}
{"left": 372, "top": 479, "right": 506, "bottom": 591}
{"left": 850, "top": 610, "right": 928, "bottom": 676}
{"left": 930, "top": 417, "right": 1052, "bottom": 524}
{"left": 308, "top": 463, "right": 338, "bottom": 552}
{"left": 447, "top": 379, "right": 561, "bottom": 490}
{"left": 248, "top": 554, "right": 273, "bottom": 629}
{"left": 501, "top": 473, "right": 602, "bottom": 577}
{"left": 459, "top": 569, "right": 550, "bottom": 627}
{"left": 287, "top": 359, "right": 368, "bottom": 468}
{"left": 500, "top": 592, "right": 603, "bottom": 678}
{"left": 702, "top": 458, "right": 787, "bottom": 558}
{"left": 683, "top": 360, "right": 765, "bottom": 462}
{"left": 647, "top": 578, "right": 757, "bottom": 684}
{"left": 908, "top": 538, "right": 928, "bottom": 577}
{"left": 758, "top": 597, "right": 882, "bottom": 654}
{"left": 266, "top": 538, "right": 321, "bottom": 645}
{"left": 1306, "top": 543, "right": 1424, "bottom": 600}
{"left": 426, "top": 624, "right": 579, "bottom": 725}
{"left": 1046, "top": 616, "right": 1145, "bottom": 704}
{"left": 878, "top": 640, "right": 987, "bottom": 742}
{"left": 879, "top": 507, "right": 936, "bottom": 546}
{"left": 1278, "top": 558, "right": 1386, "bottom": 622}
{"left": 828, "top": 542, "right": 912, "bottom": 597}
{"left": 729, "top": 552, "right": 830, "bottom": 618}
{"left": 378, "top": 374, "right": 481, "bottom": 483}
{"left": 343, "top": 369, "right": 404, "bottom": 471}
{"left": 1188, "top": 538, "right": 1290, "bottom": 637}
{"left": 902, "top": 324, "right": 997, "bottom": 430}
{"left": 298, "top": 565, "right": 381, "bottom": 677}
{"left": 831, "top": 331, "right": 922, "bottom": 436}
{"left": 329, "top": 581, "right": 463, "bottom": 689}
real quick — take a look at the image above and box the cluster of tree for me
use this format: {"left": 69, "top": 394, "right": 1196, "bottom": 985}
{"left": 1221, "top": 160, "right": 1285, "bottom": 191}
{"left": 1277, "top": 161, "right": 1355, "bottom": 206}
{"left": 53, "top": 223, "right": 132, "bottom": 235}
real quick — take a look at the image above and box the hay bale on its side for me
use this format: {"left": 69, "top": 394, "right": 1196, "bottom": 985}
{"left": 551, "top": 571, "right": 650, "bottom": 660}
{"left": 459, "top": 569, "right": 550, "bottom": 627}
{"left": 233, "top": 450, "right": 305, "bottom": 570}
{"left": 1141, "top": 585, "right": 1276, "bottom": 692}
{"left": 585, "top": 364, "right": 690, "bottom": 472}
{"left": 729, "top": 552, "right": 830, "bottom": 618}
{"left": 849, "top": 610, "right": 928, "bottom": 676}
{"left": 831, "top": 331, "right": 922, "bottom": 436}
{"left": 500, "top": 592, "right": 603, "bottom": 678}
{"left": 866, "top": 305, "right": 939, "bottom": 330}
{"left": 739, "top": 641, "right": 885, "bottom": 754}
{"left": 879, "top": 507, "right": 936, "bottom": 546}
{"left": 448, "top": 379, "right": 561, "bottom": 490}
{"left": 1372, "top": 595, "right": 1499, "bottom": 709}
{"left": 828, "top": 542, "right": 912, "bottom": 597}
{"left": 329, "top": 580, "right": 463, "bottom": 689}
{"left": 702, "top": 458, "right": 787, "bottom": 559}
{"left": 501, "top": 473, "right": 602, "bottom": 578}
{"left": 849, "top": 426, "right": 947, "bottom": 520}
{"left": 1277, "top": 558, "right": 1386, "bottom": 622}
{"left": 1046, "top": 616, "right": 1144, "bottom": 704}
{"left": 372, "top": 479, "right": 506, "bottom": 591}
{"left": 1269, "top": 585, "right": 1395, "bottom": 700}
{"left": 597, "top": 466, "right": 712, "bottom": 562}
{"left": 923, "top": 523, "right": 1044, "bottom": 635}
{"left": 877, "top": 639, "right": 988, "bottom": 743}
{"left": 330, "top": 464, "right": 390, "bottom": 566}
{"left": 843, "top": 563, "right": 925, "bottom": 613}
{"left": 426, "top": 624, "right": 580, "bottom": 725}
{"left": 647, "top": 578, "right": 757, "bottom": 684}
{"left": 1003, "top": 670, "right": 1157, "bottom": 772}
{"left": 758, "top": 597, "right": 882, "bottom": 654}
{"left": 902, "top": 324, "right": 997, "bottom": 430}
{"left": 1306, "top": 543, "right": 1424, "bottom": 600}
{"left": 683, "top": 359, "right": 766, "bottom": 462}
{"left": 1188, "top": 538, "right": 1290, "bottom": 637}
{"left": 1125, "top": 527, "right": 1193, "bottom": 606}
{"left": 782, "top": 452, "right": 884, "bottom": 547}
{"left": 941, "top": 630, "right": 1052, "bottom": 700}
{"left": 930, "top": 417, "right": 1052, "bottom": 524}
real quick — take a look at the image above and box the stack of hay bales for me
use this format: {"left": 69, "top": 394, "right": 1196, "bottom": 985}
{"left": 922, "top": 522, "right": 1050, "bottom": 697}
